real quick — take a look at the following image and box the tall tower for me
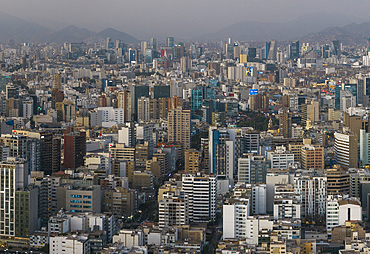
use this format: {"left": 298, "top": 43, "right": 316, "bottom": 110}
{"left": 54, "top": 73, "right": 62, "bottom": 90}
{"left": 168, "top": 106, "right": 190, "bottom": 159}
{"left": 118, "top": 90, "right": 128, "bottom": 122}
{"left": 279, "top": 111, "right": 292, "bottom": 138}
{"left": 166, "top": 37, "right": 174, "bottom": 47}
{"left": 63, "top": 132, "right": 86, "bottom": 169}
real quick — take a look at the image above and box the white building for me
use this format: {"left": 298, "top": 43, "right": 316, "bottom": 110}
{"left": 182, "top": 174, "right": 217, "bottom": 222}
{"left": 23, "top": 100, "right": 34, "bottom": 118}
{"left": 158, "top": 192, "right": 188, "bottom": 229}
{"left": 266, "top": 146, "right": 294, "bottom": 170}
{"left": 360, "top": 129, "right": 370, "bottom": 166}
{"left": 90, "top": 107, "right": 125, "bottom": 127}
{"left": 50, "top": 233, "right": 90, "bottom": 254}
{"left": 326, "top": 195, "right": 362, "bottom": 236}
{"left": 223, "top": 198, "right": 250, "bottom": 239}
{"left": 266, "top": 173, "right": 294, "bottom": 214}
{"left": 294, "top": 175, "right": 327, "bottom": 217}
{"left": 113, "top": 230, "right": 144, "bottom": 248}
{"left": 247, "top": 184, "right": 266, "bottom": 215}
{"left": 118, "top": 123, "right": 136, "bottom": 147}
{"left": 137, "top": 96, "right": 150, "bottom": 122}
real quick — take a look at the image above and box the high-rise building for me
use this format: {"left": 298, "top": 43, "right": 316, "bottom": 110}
{"left": 63, "top": 131, "right": 86, "bottom": 169}
{"left": 208, "top": 128, "right": 235, "bottom": 179}
{"left": 279, "top": 111, "right": 292, "bottom": 138}
{"left": 294, "top": 175, "right": 327, "bottom": 218}
{"left": 118, "top": 123, "right": 136, "bottom": 147}
{"left": 334, "top": 132, "right": 358, "bottom": 168}
{"left": 166, "top": 37, "right": 174, "bottom": 47}
{"left": 182, "top": 174, "right": 217, "bottom": 222}
{"left": 301, "top": 144, "right": 324, "bottom": 170}
{"left": 327, "top": 166, "right": 350, "bottom": 196}
{"left": 150, "top": 38, "right": 157, "bottom": 50}
{"left": 117, "top": 90, "right": 129, "bottom": 122}
{"left": 130, "top": 84, "right": 149, "bottom": 121}
{"left": 326, "top": 196, "right": 362, "bottom": 237}
{"left": 51, "top": 89, "right": 64, "bottom": 109}
{"left": 191, "top": 87, "right": 203, "bottom": 111}
{"left": 168, "top": 107, "right": 190, "bottom": 159}
{"left": 54, "top": 73, "right": 62, "bottom": 90}
{"left": 290, "top": 41, "right": 300, "bottom": 59}
{"left": 153, "top": 85, "right": 170, "bottom": 99}
{"left": 184, "top": 149, "right": 200, "bottom": 173}
{"left": 158, "top": 191, "right": 188, "bottom": 229}
{"left": 238, "top": 155, "right": 268, "bottom": 184}
{"left": 137, "top": 97, "right": 150, "bottom": 122}
{"left": 267, "top": 40, "right": 277, "bottom": 60}
{"left": 0, "top": 157, "right": 30, "bottom": 237}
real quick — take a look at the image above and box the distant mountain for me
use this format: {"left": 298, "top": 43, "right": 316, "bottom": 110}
{"left": 0, "top": 12, "right": 139, "bottom": 44}
{"left": 0, "top": 12, "right": 52, "bottom": 43}
{"left": 48, "top": 25, "right": 96, "bottom": 43}
{"left": 196, "top": 13, "right": 365, "bottom": 42}
{"left": 300, "top": 22, "right": 370, "bottom": 45}
{"left": 97, "top": 28, "right": 139, "bottom": 44}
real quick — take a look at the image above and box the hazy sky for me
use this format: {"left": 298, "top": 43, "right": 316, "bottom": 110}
{"left": 1, "top": 0, "right": 369, "bottom": 40}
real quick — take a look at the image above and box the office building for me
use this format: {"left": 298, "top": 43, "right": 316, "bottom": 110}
{"left": 185, "top": 149, "right": 200, "bottom": 173}
{"left": 301, "top": 144, "right": 324, "bottom": 170}
{"left": 279, "top": 111, "right": 292, "bottom": 138}
{"left": 294, "top": 175, "right": 327, "bottom": 218}
{"left": 266, "top": 146, "right": 294, "bottom": 170}
{"left": 334, "top": 132, "right": 358, "bottom": 168}
{"left": 327, "top": 166, "right": 350, "bottom": 196}
{"left": 238, "top": 155, "right": 268, "bottom": 184}
{"left": 182, "top": 174, "right": 217, "bottom": 222}
{"left": 290, "top": 41, "right": 299, "bottom": 59}
{"left": 63, "top": 131, "right": 86, "bottom": 169}
{"left": 168, "top": 107, "right": 190, "bottom": 159}
{"left": 326, "top": 196, "right": 362, "bottom": 237}
{"left": 166, "top": 37, "right": 174, "bottom": 47}
{"left": 50, "top": 233, "right": 90, "bottom": 254}
{"left": 158, "top": 191, "right": 188, "bottom": 229}
{"left": 0, "top": 158, "right": 29, "bottom": 237}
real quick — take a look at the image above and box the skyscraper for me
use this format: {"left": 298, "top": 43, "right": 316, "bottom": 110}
{"left": 63, "top": 131, "right": 86, "bottom": 169}
{"left": 182, "top": 174, "right": 217, "bottom": 222}
{"left": 290, "top": 41, "right": 300, "bottom": 59}
{"left": 166, "top": 37, "right": 174, "bottom": 47}
{"left": 54, "top": 73, "right": 62, "bottom": 90}
{"left": 150, "top": 38, "right": 157, "bottom": 51}
{"left": 168, "top": 107, "right": 190, "bottom": 159}
{"left": 279, "top": 111, "right": 292, "bottom": 138}
{"left": 130, "top": 84, "right": 149, "bottom": 121}
{"left": 118, "top": 90, "right": 129, "bottom": 122}
{"left": 267, "top": 40, "right": 277, "bottom": 60}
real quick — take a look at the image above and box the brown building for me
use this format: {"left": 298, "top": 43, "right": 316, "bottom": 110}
{"left": 63, "top": 131, "right": 86, "bottom": 169}
{"left": 279, "top": 111, "right": 292, "bottom": 138}
{"left": 301, "top": 144, "right": 324, "bottom": 170}
{"left": 331, "top": 221, "right": 366, "bottom": 244}
{"left": 168, "top": 96, "right": 182, "bottom": 111}
{"left": 102, "top": 187, "right": 137, "bottom": 217}
{"left": 146, "top": 157, "right": 162, "bottom": 185}
{"left": 51, "top": 89, "right": 64, "bottom": 109}
{"left": 327, "top": 165, "right": 350, "bottom": 195}
{"left": 185, "top": 149, "right": 200, "bottom": 173}
{"left": 132, "top": 171, "right": 153, "bottom": 189}
{"left": 117, "top": 90, "right": 129, "bottom": 122}
{"left": 168, "top": 106, "right": 190, "bottom": 159}
{"left": 135, "top": 142, "right": 149, "bottom": 171}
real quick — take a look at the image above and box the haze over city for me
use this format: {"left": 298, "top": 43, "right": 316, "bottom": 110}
{"left": 0, "top": 0, "right": 369, "bottom": 39}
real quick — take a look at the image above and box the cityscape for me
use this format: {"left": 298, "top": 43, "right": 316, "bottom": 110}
{"left": 2, "top": 2, "right": 370, "bottom": 254}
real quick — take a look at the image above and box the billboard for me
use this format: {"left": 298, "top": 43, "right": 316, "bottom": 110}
{"left": 246, "top": 66, "right": 254, "bottom": 77}
{"left": 250, "top": 89, "right": 258, "bottom": 95}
